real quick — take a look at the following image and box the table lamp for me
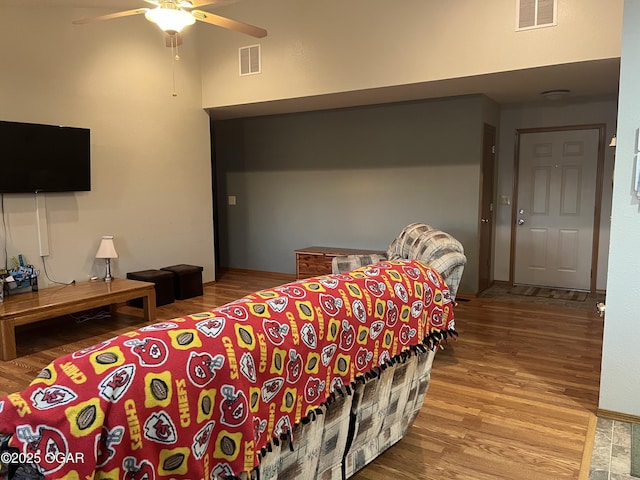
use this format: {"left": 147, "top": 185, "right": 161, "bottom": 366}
{"left": 95, "top": 235, "right": 118, "bottom": 282}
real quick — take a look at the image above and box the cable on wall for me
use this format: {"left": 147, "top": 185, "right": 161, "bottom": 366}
{"left": 1, "top": 194, "right": 7, "bottom": 270}
{"left": 40, "top": 256, "right": 75, "bottom": 286}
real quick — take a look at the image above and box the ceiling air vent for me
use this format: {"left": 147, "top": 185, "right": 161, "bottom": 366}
{"left": 239, "top": 44, "right": 261, "bottom": 76}
{"left": 516, "top": 0, "right": 557, "bottom": 31}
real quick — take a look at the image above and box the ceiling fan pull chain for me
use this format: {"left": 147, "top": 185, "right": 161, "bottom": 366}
{"left": 171, "top": 34, "right": 178, "bottom": 97}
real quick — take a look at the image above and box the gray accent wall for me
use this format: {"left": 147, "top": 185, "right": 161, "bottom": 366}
{"left": 214, "top": 95, "right": 490, "bottom": 295}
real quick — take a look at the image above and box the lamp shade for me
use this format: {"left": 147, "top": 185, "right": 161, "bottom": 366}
{"left": 96, "top": 236, "right": 118, "bottom": 259}
{"left": 145, "top": 7, "right": 195, "bottom": 33}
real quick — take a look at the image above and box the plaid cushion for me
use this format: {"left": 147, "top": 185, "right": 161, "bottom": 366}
{"left": 331, "top": 254, "right": 388, "bottom": 274}
{"left": 332, "top": 223, "right": 467, "bottom": 299}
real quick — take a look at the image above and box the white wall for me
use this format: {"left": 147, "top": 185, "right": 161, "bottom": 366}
{"left": 495, "top": 98, "right": 618, "bottom": 290}
{"left": 0, "top": 6, "right": 215, "bottom": 285}
{"left": 599, "top": 0, "right": 640, "bottom": 416}
{"left": 199, "top": 0, "right": 622, "bottom": 110}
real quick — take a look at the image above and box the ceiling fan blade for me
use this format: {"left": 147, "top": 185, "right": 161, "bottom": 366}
{"left": 191, "top": 10, "right": 267, "bottom": 38}
{"left": 72, "top": 8, "right": 148, "bottom": 25}
{"left": 190, "top": 0, "right": 220, "bottom": 7}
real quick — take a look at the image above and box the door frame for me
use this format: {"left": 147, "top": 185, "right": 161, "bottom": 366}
{"left": 509, "top": 124, "right": 606, "bottom": 292}
{"left": 478, "top": 123, "right": 496, "bottom": 293}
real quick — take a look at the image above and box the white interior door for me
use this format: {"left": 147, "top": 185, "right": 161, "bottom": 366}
{"left": 514, "top": 129, "right": 599, "bottom": 290}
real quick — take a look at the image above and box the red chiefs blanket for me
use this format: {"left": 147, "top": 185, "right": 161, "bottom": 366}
{"left": 0, "top": 259, "right": 456, "bottom": 479}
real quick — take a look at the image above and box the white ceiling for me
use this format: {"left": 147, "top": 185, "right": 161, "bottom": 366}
{"left": 8, "top": 0, "right": 621, "bottom": 118}
{"left": 207, "top": 58, "right": 620, "bottom": 119}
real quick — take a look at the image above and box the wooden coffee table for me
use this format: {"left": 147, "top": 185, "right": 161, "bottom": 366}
{"left": 0, "top": 278, "right": 156, "bottom": 360}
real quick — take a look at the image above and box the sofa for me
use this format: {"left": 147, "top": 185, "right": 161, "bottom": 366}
{"left": 331, "top": 223, "right": 467, "bottom": 300}
{"left": 0, "top": 257, "right": 462, "bottom": 480}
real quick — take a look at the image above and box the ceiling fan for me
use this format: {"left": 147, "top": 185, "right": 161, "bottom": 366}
{"left": 72, "top": 0, "right": 267, "bottom": 38}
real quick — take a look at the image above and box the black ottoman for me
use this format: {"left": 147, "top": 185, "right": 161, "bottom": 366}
{"left": 161, "top": 264, "right": 204, "bottom": 300}
{"left": 127, "top": 269, "right": 175, "bottom": 307}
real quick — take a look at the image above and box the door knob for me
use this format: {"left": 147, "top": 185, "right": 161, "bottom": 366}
{"left": 481, "top": 218, "right": 489, "bottom": 224}
{"left": 517, "top": 218, "right": 525, "bottom": 225}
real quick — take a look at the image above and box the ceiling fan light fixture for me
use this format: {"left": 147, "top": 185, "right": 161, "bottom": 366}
{"left": 145, "top": 7, "right": 195, "bottom": 33}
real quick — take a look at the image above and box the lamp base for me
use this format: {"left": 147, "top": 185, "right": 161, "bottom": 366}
{"left": 104, "top": 259, "right": 113, "bottom": 282}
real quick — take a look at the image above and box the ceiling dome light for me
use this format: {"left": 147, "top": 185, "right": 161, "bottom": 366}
{"left": 541, "top": 89, "right": 571, "bottom": 101}
{"left": 145, "top": 7, "right": 195, "bottom": 33}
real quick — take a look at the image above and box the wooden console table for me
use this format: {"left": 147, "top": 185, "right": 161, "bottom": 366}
{"left": 295, "top": 246, "right": 386, "bottom": 279}
{"left": 0, "top": 278, "right": 156, "bottom": 361}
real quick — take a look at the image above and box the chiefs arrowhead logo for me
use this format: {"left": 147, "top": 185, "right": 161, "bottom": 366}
{"left": 411, "top": 300, "right": 424, "bottom": 318}
{"left": 352, "top": 300, "right": 366, "bottom": 323}
{"left": 369, "top": 321, "right": 385, "bottom": 340}
{"left": 192, "top": 421, "right": 215, "bottom": 460}
{"left": 239, "top": 352, "right": 257, "bottom": 383}
{"left": 31, "top": 385, "right": 77, "bottom": 410}
{"left": 140, "top": 321, "right": 178, "bottom": 331}
{"left": 427, "top": 269, "right": 441, "bottom": 287}
{"left": 266, "top": 296, "right": 288, "bottom": 313}
{"left": 98, "top": 364, "right": 135, "bottom": 402}
{"left": 196, "top": 317, "right": 226, "bottom": 338}
{"left": 300, "top": 323, "right": 317, "bottom": 349}
{"left": 394, "top": 283, "right": 409, "bottom": 303}
{"left": 261, "top": 377, "right": 284, "bottom": 403}
{"left": 319, "top": 278, "right": 339, "bottom": 289}
{"left": 143, "top": 411, "right": 178, "bottom": 444}
{"left": 321, "top": 344, "right": 337, "bottom": 366}
{"left": 363, "top": 267, "right": 380, "bottom": 276}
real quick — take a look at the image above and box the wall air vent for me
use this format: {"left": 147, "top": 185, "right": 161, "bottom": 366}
{"left": 239, "top": 44, "right": 261, "bottom": 76}
{"left": 516, "top": 0, "right": 557, "bottom": 31}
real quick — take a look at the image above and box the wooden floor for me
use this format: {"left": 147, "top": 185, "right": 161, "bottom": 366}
{"left": 0, "top": 269, "right": 603, "bottom": 480}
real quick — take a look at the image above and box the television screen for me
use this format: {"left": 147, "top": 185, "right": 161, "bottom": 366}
{"left": 0, "top": 120, "right": 91, "bottom": 193}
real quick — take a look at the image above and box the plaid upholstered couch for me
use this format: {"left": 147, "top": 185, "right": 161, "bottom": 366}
{"left": 332, "top": 223, "right": 467, "bottom": 300}
{"left": 0, "top": 256, "right": 463, "bottom": 480}
{"left": 256, "top": 226, "right": 467, "bottom": 480}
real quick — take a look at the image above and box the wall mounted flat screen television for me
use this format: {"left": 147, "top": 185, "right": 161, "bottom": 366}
{"left": 0, "top": 120, "right": 91, "bottom": 193}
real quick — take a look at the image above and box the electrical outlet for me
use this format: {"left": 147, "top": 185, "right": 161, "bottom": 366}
{"left": 228, "top": 195, "right": 237, "bottom": 206}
